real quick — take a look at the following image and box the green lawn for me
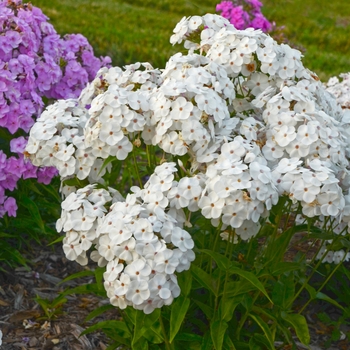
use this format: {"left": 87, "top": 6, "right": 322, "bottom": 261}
{"left": 28, "top": 0, "right": 350, "bottom": 81}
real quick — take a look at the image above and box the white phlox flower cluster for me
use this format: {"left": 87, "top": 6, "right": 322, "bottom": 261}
{"left": 25, "top": 99, "right": 108, "bottom": 182}
{"left": 317, "top": 246, "right": 350, "bottom": 264}
{"left": 326, "top": 72, "right": 350, "bottom": 109}
{"left": 26, "top": 14, "right": 350, "bottom": 310}
{"left": 57, "top": 164, "right": 195, "bottom": 313}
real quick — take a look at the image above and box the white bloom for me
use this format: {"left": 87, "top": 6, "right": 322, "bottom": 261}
{"left": 198, "top": 191, "right": 225, "bottom": 219}
{"left": 63, "top": 237, "right": 83, "bottom": 261}
{"left": 126, "top": 280, "right": 150, "bottom": 305}
{"left": 171, "top": 227, "right": 194, "bottom": 252}
{"left": 124, "top": 258, "right": 152, "bottom": 280}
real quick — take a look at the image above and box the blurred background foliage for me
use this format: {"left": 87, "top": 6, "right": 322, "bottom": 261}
{"left": 25, "top": 0, "right": 350, "bottom": 81}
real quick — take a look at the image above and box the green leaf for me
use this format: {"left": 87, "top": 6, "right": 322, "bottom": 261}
{"left": 21, "top": 196, "right": 45, "bottom": 230}
{"left": 252, "top": 334, "right": 272, "bottom": 349}
{"left": 221, "top": 280, "right": 257, "bottom": 297}
{"left": 339, "top": 238, "right": 350, "bottom": 249}
{"left": 60, "top": 283, "right": 106, "bottom": 298}
{"left": 51, "top": 294, "right": 68, "bottom": 308}
{"left": 223, "top": 333, "right": 237, "bottom": 350}
{"left": 219, "top": 296, "right": 242, "bottom": 322}
{"left": 199, "top": 249, "right": 235, "bottom": 270}
{"left": 270, "top": 262, "right": 304, "bottom": 276}
{"left": 281, "top": 312, "right": 310, "bottom": 345}
{"left": 106, "top": 342, "right": 123, "bottom": 350}
{"left": 232, "top": 341, "right": 250, "bottom": 350}
{"left": 248, "top": 337, "right": 261, "bottom": 350}
{"left": 201, "top": 331, "right": 213, "bottom": 350}
{"left": 178, "top": 269, "right": 192, "bottom": 296}
{"left": 228, "top": 266, "right": 272, "bottom": 303}
{"left": 210, "top": 318, "right": 228, "bottom": 350}
{"left": 193, "top": 299, "right": 213, "bottom": 320}
{"left": 315, "top": 292, "right": 344, "bottom": 311}
{"left": 47, "top": 235, "right": 64, "bottom": 246}
{"left": 272, "top": 275, "right": 295, "bottom": 309}
{"left": 98, "top": 155, "right": 115, "bottom": 176}
{"left": 174, "top": 333, "right": 203, "bottom": 342}
{"left": 37, "top": 183, "right": 61, "bottom": 203}
{"left": 59, "top": 269, "right": 95, "bottom": 284}
{"left": 133, "top": 311, "right": 148, "bottom": 345}
{"left": 268, "top": 196, "right": 288, "bottom": 224}
{"left": 94, "top": 267, "right": 105, "bottom": 292}
{"left": 304, "top": 283, "right": 317, "bottom": 299}
{"left": 85, "top": 304, "right": 115, "bottom": 322}
{"left": 169, "top": 295, "right": 190, "bottom": 342}
{"left": 241, "top": 293, "right": 253, "bottom": 312}
{"left": 62, "top": 177, "right": 88, "bottom": 187}
{"left": 304, "top": 285, "right": 344, "bottom": 310}
{"left": 265, "top": 223, "right": 309, "bottom": 264}
{"left": 133, "top": 309, "right": 161, "bottom": 345}
{"left": 308, "top": 230, "right": 335, "bottom": 240}
{"left": 191, "top": 264, "right": 218, "bottom": 296}
{"left": 81, "top": 320, "right": 131, "bottom": 343}
{"left": 251, "top": 306, "right": 277, "bottom": 322}
{"left": 133, "top": 336, "right": 149, "bottom": 350}
{"left": 143, "top": 324, "right": 164, "bottom": 344}
{"left": 249, "top": 314, "right": 275, "bottom": 350}
{"left": 124, "top": 306, "right": 137, "bottom": 325}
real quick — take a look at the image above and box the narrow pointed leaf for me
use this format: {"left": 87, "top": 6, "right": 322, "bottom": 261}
{"left": 228, "top": 266, "right": 272, "bottom": 303}
{"left": 199, "top": 249, "right": 233, "bottom": 270}
{"left": 191, "top": 264, "right": 217, "bottom": 296}
{"left": 316, "top": 292, "right": 344, "bottom": 310}
{"left": 210, "top": 318, "right": 228, "bottom": 350}
{"left": 85, "top": 304, "right": 115, "bottom": 322}
{"left": 249, "top": 314, "right": 275, "bottom": 350}
{"left": 281, "top": 312, "right": 310, "bottom": 345}
{"left": 169, "top": 295, "right": 190, "bottom": 343}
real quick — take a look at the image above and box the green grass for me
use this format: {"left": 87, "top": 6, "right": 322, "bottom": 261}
{"left": 28, "top": 0, "right": 349, "bottom": 81}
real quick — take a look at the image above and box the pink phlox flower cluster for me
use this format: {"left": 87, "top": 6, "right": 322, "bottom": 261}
{"left": 0, "top": 138, "right": 57, "bottom": 217}
{"left": 0, "top": 0, "right": 111, "bottom": 134}
{"left": 216, "top": 0, "right": 272, "bottom": 32}
{"left": 0, "top": 0, "right": 110, "bottom": 217}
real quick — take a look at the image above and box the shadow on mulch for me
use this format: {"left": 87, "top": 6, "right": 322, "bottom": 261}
{"left": 0, "top": 242, "right": 118, "bottom": 350}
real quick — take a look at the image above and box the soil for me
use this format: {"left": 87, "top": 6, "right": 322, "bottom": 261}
{"left": 0, "top": 238, "right": 350, "bottom": 350}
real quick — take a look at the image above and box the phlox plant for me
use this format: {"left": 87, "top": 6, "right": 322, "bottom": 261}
{"left": 26, "top": 13, "right": 350, "bottom": 349}
{"left": 326, "top": 72, "right": 350, "bottom": 110}
{"left": 0, "top": 0, "right": 110, "bottom": 267}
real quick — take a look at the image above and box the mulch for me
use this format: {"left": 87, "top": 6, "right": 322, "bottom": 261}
{"left": 0, "top": 242, "right": 117, "bottom": 350}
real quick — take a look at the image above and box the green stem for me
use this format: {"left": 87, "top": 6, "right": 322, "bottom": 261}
{"left": 298, "top": 249, "right": 349, "bottom": 315}
{"left": 132, "top": 148, "right": 143, "bottom": 188}
{"left": 235, "top": 278, "right": 267, "bottom": 339}
{"left": 206, "top": 222, "right": 223, "bottom": 310}
{"left": 287, "top": 232, "right": 343, "bottom": 309}
{"left": 220, "top": 236, "right": 234, "bottom": 303}
{"left": 146, "top": 145, "right": 151, "bottom": 168}
{"left": 159, "top": 314, "right": 174, "bottom": 350}
{"left": 120, "top": 309, "right": 133, "bottom": 335}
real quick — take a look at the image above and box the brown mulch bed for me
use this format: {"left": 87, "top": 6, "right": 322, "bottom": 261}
{"left": 0, "top": 242, "right": 117, "bottom": 350}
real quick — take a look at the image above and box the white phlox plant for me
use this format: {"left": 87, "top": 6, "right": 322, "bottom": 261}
{"left": 26, "top": 14, "right": 350, "bottom": 311}
{"left": 326, "top": 72, "right": 350, "bottom": 110}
